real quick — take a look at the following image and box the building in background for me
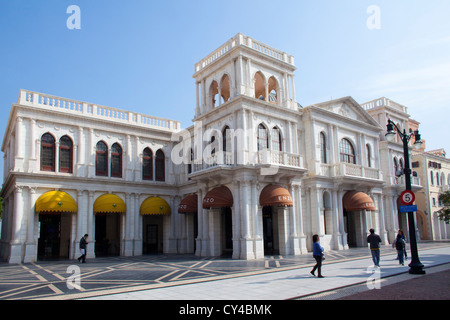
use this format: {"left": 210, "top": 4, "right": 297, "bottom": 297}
{"left": 411, "top": 149, "right": 450, "bottom": 241}
{"left": 1, "top": 34, "right": 448, "bottom": 264}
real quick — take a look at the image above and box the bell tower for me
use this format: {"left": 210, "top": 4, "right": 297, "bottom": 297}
{"left": 193, "top": 33, "right": 298, "bottom": 118}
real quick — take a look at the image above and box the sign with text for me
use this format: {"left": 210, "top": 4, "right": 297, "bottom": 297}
{"left": 400, "top": 205, "right": 418, "bottom": 213}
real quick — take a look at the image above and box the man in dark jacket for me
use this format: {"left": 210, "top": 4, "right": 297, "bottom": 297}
{"left": 367, "top": 229, "right": 382, "bottom": 267}
{"left": 77, "top": 234, "right": 89, "bottom": 263}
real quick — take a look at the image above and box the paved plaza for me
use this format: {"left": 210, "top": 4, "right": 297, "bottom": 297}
{"left": 0, "top": 241, "right": 448, "bottom": 301}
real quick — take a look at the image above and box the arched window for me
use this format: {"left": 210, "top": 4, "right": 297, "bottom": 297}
{"left": 187, "top": 148, "right": 193, "bottom": 177}
{"left": 339, "top": 138, "right": 355, "bottom": 164}
{"left": 271, "top": 127, "right": 282, "bottom": 151}
{"left": 111, "top": 143, "right": 122, "bottom": 178}
{"left": 430, "top": 171, "right": 434, "bottom": 185}
{"left": 257, "top": 124, "right": 268, "bottom": 151}
{"left": 96, "top": 141, "right": 108, "bottom": 176}
{"left": 320, "top": 132, "right": 327, "bottom": 164}
{"left": 222, "top": 126, "right": 231, "bottom": 164}
{"left": 254, "top": 72, "right": 266, "bottom": 101}
{"left": 155, "top": 149, "right": 165, "bottom": 182}
{"left": 59, "top": 135, "right": 73, "bottom": 173}
{"left": 436, "top": 172, "right": 440, "bottom": 186}
{"left": 41, "top": 133, "right": 56, "bottom": 172}
{"left": 142, "top": 147, "right": 153, "bottom": 180}
{"left": 393, "top": 157, "right": 399, "bottom": 175}
{"left": 268, "top": 76, "right": 278, "bottom": 103}
{"left": 220, "top": 74, "right": 230, "bottom": 103}
{"left": 209, "top": 81, "right": 219, "bottom": 108}
{"left": 366, "top": 144, "right": 371, "bottom": 168}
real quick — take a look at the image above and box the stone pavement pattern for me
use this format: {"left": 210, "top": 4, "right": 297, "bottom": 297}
{"left": 0, "top": 242, "right": 448, "bottom": 300}
{"left": 83, "top": 245, "right": 450, "bottom": 301}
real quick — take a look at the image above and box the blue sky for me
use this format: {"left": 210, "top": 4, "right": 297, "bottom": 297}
{"left": 0, "top": 0, "right": 449, "bottom": 182}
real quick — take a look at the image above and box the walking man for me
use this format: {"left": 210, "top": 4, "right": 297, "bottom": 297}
{"left": 78, "top": 234, "right": 89, "bottom": 263}
{"left": 367, "top": 228, "right": 382, "bottom": 267}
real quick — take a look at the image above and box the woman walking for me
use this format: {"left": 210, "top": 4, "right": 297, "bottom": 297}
{"left": 393, "top": 232, "right": 406, "bottom": 266}
{"left": 310, "top": 234, "right": 325, "bottom": 278}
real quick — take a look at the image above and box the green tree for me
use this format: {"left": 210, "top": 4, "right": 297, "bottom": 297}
{"left": 437, "top": 191, "right": 450, "bottom": 224}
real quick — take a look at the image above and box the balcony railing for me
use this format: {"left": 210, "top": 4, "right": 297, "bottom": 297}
{"left": 361, "top": 97, "right": 408, "bottom": 114}
{"left": 18, "top": 90, "right": 181, "bottom": 132}
{"left": 191, "top": 150, "right": 304, "bottom": 174}
{"left": 319, "top": 163, "right": 383, "bottom": 180}
{"left": 390, "top": 175, "right": 421, "bottom": 187}
{"left": 194, "top": 33, "right": 295, "bottom": 73}
{"left": 257, "top": 150, "right": 303, "bottom": 168}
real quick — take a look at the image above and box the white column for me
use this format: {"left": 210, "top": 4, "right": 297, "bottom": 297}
{"left": 240, "top": 181, "right": 254, "bottom": 259}
{"left": 232, "top": 181, "right": 241, "bottom": 259}
{"left": 196, "top": 81, "right": 200, "bottom": 116}
{"left": 9, "top": 186, "right": 24, "bottom": 263}
{"left": 14, "top": 117, "right": 25, "bottom": 171}
{"left": 252, "top": 181, "right": 263, "bottom": 258}
{"left": 331, "top": 189, "right": 343, "bottom": 250}
{"left": 87, "top": 191, "right": 95, "bottom": 258}
{"left": 195, "top": 189, "right": 203, "bottom": 256}
{"left": 338, "top": 190, "right": 348, "bottom": 249}
{"left": 24, "top": 187, "right": 38, "bottom": 263}
{"left": 289, "top": 184, "right": 300, "bottom": 255}
{"left": 134, "top": 193, "right": 142, "bottom": 256}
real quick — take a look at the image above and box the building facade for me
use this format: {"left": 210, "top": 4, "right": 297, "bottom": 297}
{"left": 411, "top": 149, "right": 450, "bottom": 241}
{"left": 1, "top": 33, "right": 447, "bottom": 264}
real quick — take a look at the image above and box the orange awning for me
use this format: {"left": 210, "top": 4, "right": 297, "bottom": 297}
{"left": 203, "top": 186, "right": 233, "bottom": 209}
{"left": 343, "top": 191, "right": 375, "bottom": 211}
{"left": 178, "top": 194, "right": 198, "bottom": 214}
{"left": 259, "top": 185, "right": 293, "bottom": 207}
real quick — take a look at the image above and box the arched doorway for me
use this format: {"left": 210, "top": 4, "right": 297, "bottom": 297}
{"left": 343, "top": 191, "right": 375, "bottom": 247}
{"left": 140, "top": 196, "right": 171, "bottom": 254}
{"left": 35, "top": 191, "right": 77, "bottom": 260}
{"left": 416, "top": 210, "right": 428, "bottom": 240}
{"left": 93, "top": 194, "right": 126, "bottom": 256}
{"left": 203, "top": 186, "right": 233, "bottom": 256}
{"left": 259, "top": 185, "right": 293, "bottom": 256}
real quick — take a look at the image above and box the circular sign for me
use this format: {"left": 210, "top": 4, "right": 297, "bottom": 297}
{"left": 400, "top": 190, "right": 415, "bottom": 205}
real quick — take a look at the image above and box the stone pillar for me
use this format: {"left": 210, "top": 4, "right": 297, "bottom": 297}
{"left": 24, "top": 187, "right": 38, "bottom": 263}
{"left": 9, "top": 186, "right": 25, "bottom": 263}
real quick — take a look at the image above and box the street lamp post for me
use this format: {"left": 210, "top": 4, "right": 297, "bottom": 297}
{"left": 385, "top": 119, "right": 426, "bottom": 274}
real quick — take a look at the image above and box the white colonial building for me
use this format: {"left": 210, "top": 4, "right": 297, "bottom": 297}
{"left": 1, "top": 33, "right": 441, "bottom": 264}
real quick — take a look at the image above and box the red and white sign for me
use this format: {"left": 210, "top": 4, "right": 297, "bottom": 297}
{"left": 400, "top": 190, "right": 415, "bottom": 206}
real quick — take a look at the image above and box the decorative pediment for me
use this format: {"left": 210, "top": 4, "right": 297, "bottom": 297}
{"left": 311, "top": 97, "right": 380, "bottom": 127}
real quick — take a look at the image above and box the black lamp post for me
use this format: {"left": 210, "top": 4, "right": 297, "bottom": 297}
{"left": 385, "top": 119, "right": 426, "bottom": 274}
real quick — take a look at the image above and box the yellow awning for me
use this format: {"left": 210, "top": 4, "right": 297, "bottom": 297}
{"left": 35, "top": 191, "right": 77, "bottom": 214}
{"left": 94, "top": 194, "right": 126, "bottom": 214}
{"left": 140, "top": 197, "right": 171, "bottom": 215}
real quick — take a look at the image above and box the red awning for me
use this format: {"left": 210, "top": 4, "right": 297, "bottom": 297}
{"left": 259, "top": 185, "right": 293, "bottom": 207}
{"left": 178, "top": 194, "right": 198, "bottom": 214}
{"left": 203, "top": 186, "right": 233, "bottom": 209}
{"left": 343, "top": 191, "right": 375, "bottom": 211}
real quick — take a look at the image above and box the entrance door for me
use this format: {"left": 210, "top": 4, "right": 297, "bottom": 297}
{"left": 222, "top": 207, "right": 233, "bottom": 255}
{"left": 38, "top": 214, "right": 61, "bottom": 259}
{"left": 263, "top": 206, "right": 275, "bottom": 255}
{"left": 95, "top": 214, "right": 120, "bottom": 256}
{"left": 144, "top": 224, "right": 158, "bottom": 254}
